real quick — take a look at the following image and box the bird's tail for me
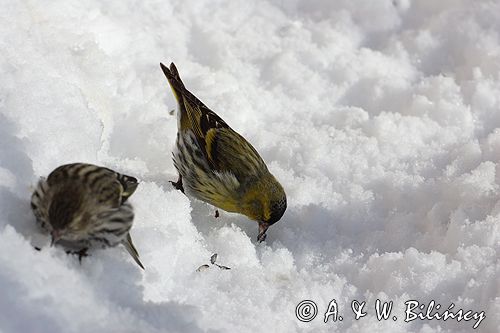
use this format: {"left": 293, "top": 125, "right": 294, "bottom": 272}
{"left": 122, "top": 233, "right": 144, "bottom": 270}
{"left": 160, "top": 62, "right": 185, "bottom": 104}
{"left": 160, "top": 62, "right": 209, "bottom": 131}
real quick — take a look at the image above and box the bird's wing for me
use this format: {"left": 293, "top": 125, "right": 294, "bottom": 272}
{"left": 160, "top": 62, "right": 267, "bottom": 179}
{"left": 48, "top": 163, "right": 124, "bottom": 208}
{"left": 205, "top": 127, "right": 268, "bottom": 180}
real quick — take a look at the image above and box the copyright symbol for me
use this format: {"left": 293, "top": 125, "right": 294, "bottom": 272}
{"left": 295, "top": 300, "right": 318, "bottom": 322}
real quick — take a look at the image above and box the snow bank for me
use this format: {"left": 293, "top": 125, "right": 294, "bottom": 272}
{"left": 0, "top": 0, "right": 498, "bottom": 332}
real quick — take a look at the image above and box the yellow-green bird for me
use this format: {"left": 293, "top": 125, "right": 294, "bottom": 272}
{"left": 160, "top": 62, "right": 287, "bottom": 242}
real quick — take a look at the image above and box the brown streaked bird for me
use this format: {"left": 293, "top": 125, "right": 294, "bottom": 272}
{"left": 160, "top": 62, "right": 287, "bottom": 242}
{"left": 30, "top": 163, "right": 144, "bottom": 269}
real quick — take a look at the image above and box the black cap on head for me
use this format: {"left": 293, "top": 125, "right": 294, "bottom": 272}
{"left": 267, "top": 196, "right": 287, "bottom": 225}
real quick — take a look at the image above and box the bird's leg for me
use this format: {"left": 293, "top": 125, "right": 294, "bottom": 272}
{"left": 77, "top": 248, "right": 89, "bottom": 263}
{"left": 170, "top": 174, "right": 184, "bottom": 193}
{"left": 65, "top": 248, "right": 89, "bottom": 263}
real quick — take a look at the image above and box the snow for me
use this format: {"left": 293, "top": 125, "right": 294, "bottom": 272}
{"left": 0, "top": 0, "right": 499, "bottom": 332}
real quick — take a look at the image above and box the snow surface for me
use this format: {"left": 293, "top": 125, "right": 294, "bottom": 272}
{"left": 0, "top": 0, "right": 499, "bottom": 332}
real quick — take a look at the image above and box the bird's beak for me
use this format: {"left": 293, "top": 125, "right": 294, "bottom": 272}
{"left": 257, "top": 222, "right": 269, "bottom": 243}
{"left": 50, "top": 230, "right": 61, "bottom": 246}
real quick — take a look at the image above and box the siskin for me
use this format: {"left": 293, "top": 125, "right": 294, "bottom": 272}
{"left": 30, "top": 163, "right": 144, "bottom": 269}
{"left": 160, "top": 62, "right": 287, "bottom": 242}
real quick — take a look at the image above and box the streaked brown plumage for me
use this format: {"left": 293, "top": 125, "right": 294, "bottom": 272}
{"left": 31, "top": 163, "right": 144, "bottom": 269}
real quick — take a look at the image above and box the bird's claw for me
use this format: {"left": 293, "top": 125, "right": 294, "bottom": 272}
{"left": 77, "top": 248, "right": 89, "bottom": 263}
{"left": 170, "top": 176, "right": 184, "bottom": 193}
{"left": 66, "top": 248, "right": 89, "bottom": 263}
